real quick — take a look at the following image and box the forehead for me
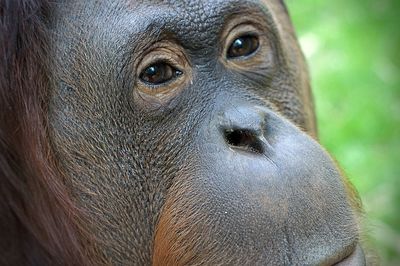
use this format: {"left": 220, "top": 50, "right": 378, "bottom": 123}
{"left": 53, "top": 0, "right": 281, "bottom": 34}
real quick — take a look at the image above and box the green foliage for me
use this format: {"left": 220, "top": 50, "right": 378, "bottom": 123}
{"left": 286, "top": 0, "right": 400, "bottom": 264}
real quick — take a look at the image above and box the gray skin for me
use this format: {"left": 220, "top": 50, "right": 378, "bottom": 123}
{"left": 48, "top": 0, "right": 365, "bottom": 265}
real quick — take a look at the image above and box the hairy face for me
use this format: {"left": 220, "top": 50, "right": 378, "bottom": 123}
{"left": 48, "top": 0, "right": 364, "bottom": 265}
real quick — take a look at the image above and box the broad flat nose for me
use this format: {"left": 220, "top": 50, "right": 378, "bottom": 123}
{"left": 214, "top": 105, "right": 365, "bottom": 265}
{"left": 219, "top": 105, "right": 267, "bottom": 154}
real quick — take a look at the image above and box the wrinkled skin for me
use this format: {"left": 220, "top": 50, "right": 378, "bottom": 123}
{"left": 48, "top": 0, "right": 365, "bottom": 265}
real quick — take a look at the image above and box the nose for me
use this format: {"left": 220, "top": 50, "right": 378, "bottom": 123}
{"left": 213, "top": 105, "right": 366, "bottom": 265}
{"left": 219, "top": 105, "right": 267, "bottom": 154}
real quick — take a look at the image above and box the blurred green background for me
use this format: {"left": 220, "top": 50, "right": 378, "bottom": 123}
{"left": 286, "top": 0, "right": 400, "bottom": 264}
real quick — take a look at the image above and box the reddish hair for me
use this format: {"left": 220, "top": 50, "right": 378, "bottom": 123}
{"left": 0, "top": 1, "right": 96, "bottom": 264}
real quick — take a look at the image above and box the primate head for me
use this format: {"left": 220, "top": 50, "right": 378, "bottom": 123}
{"left": 1, "top": 0, "right": 366, "bottom": 265}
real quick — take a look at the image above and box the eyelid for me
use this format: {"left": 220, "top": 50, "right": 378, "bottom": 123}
{"left": 219, "top": 18, "right": 275, "bottom": 73}
{"left": 135, "top": 40, "right": 185, "bottom": 72}
{"left": 137, "top": 54, "right": 181, "bottom": 78}
{"left": 228, "top": 24, "right": 260, "bottom": 38}
{"left": 221, "top": 22, "right": 263, "bottom": 55}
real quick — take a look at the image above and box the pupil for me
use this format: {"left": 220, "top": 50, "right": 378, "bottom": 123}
{"left": 145, "top": 66, "right": 158, "bottom": 77}
{"left": 233, "top": 38, "right": 245, "bottom": 51}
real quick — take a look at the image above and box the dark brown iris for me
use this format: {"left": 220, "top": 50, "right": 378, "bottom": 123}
{"left": 227, "top": 35, "right": 260, "bottom": 59}
{"left": 140, "top": 62, "right": 182, "bottom": 85}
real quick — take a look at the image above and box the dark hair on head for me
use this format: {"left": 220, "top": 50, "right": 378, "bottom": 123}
{"left": 0, "top": 1, "right": 98, "bottom": 264}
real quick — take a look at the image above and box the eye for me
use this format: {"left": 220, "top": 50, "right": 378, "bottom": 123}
{"left": 227, "top": 35, "right": 260, "bottom": 59}
{"left": 140, "top": 62, "right": 183, "bottom": 85}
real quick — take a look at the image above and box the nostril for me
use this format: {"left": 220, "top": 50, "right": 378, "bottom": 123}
{"left": 223, "top": 128, "right": 264, "bottom": 154}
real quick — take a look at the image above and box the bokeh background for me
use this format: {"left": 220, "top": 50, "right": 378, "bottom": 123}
{"left": 286, "top": 0, "right": 400, "bottom": 264}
